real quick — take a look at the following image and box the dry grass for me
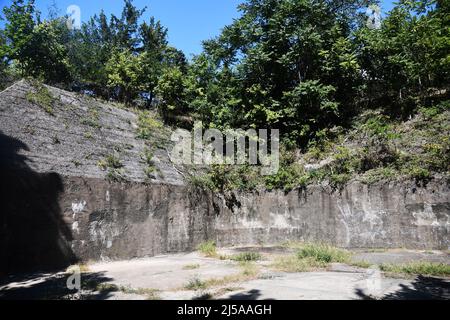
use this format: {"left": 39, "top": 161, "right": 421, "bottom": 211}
{"left": 271, "top": 256, "right": 326, "bottom": 272}
{"left": 66, "top": 264, "right": 90, "bottom": 273}
{"left": 183, "top": 261, "right": 260, "bottom": 291}
{"left": 350, "top": 261, "right": 373, "bottom": 269}
{"left": 93, "top": 283, "right": 161, "bottom": 299}
{"left": 183, "top": 263, "right": 201, "bottom": 270}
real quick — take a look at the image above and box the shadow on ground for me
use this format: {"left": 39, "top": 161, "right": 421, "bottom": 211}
{"left": 0, "top": 271, "right": 116, "bottom": 300}
{"left": 356, "top": 276, "right": 450, "bottom": 300}
{"left": 225, "top": 289, "right": 264, "bottom": 300}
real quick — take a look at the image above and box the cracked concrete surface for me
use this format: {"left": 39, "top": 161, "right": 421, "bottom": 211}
{"left": 1, "top": 247, "right": 449, "bottom": 300}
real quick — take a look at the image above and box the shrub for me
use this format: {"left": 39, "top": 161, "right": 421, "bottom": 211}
{"left": 136, "top": 111, "right": 164, "bottom": 140}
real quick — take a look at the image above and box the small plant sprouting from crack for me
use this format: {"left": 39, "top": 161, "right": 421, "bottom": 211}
{"left": 183, "top": 263, "right": 201, "bottom": 270}
{"left": 98, "top": 154, "right": 126, "bottom": 182}
{"left": 81, "top": 107, "right": 101, "bottom": 129}
{"left": 26, "top": 80, "right": 56, "bottom": 115}
{"left": 97, "top": 154, "right": 123, "bottom": 170}
{"left": 141, "top": 147, "right": 158, "bottom": 179}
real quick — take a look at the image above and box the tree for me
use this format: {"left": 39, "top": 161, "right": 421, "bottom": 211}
{"left": 196, "top": 0, "right": 375, "bottom": 145}
{"left": 1, "top": 0, "right": 70, "bottom": 84}
{"left": 111, "top": 0, "right": 146, "bottom": 51}
{"left": 2, "top": 0, "right": 37, "bottom": 75}
{"left": 155, "top": 66, "right": 188, "bottom": 121}
{"left": 65, "top": 12, "right": 114, "bottom": 96}
{"left": 356, "top": 0, "right": 449, "bottom": 117}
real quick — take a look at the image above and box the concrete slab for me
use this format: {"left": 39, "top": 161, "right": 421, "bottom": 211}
{"left": 1, "top": 248, "right": 449, "bottom": 300}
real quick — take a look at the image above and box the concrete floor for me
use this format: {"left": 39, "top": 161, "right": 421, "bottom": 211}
{"left": 1, "top": 247, "right": 449, "bottom": 300}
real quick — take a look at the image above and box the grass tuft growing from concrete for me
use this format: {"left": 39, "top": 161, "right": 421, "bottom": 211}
{"left": 296, "top": 243, "right": 351, "bottom": 263}
{"left": 183, "top": 263, "right": 201, "bottom": 270}
{"left": 26, "top": 80, "right": 56, "bottom": 115}
{"left": 380, "top": 262, "right": 450, "bottom": 277}
{"left": 197, "top": 241, "right": 217, "bottom": 258}
{"left": 271, "top": 256, "right": 326, "bottom": 272}
{"left": 350, "top": 261, "right": 372, "bottom": 269}
{"left": 271, "top": 243, "right": 351, "bottom": 272}
{"left": 230, "top": 252, "right": 262, "bottom": 262}
{"left": 183, "top": 262, "right": 260, "bottom": 291}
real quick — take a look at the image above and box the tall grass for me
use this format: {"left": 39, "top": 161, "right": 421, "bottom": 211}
{"left": 272, "top": 243, "right": 351, "bottom": 272}
{"left": 197, "top": 241, "right": 217, "bottom": 257}
{"left": 296, "top": 243, "right": 351, "bottom": 263}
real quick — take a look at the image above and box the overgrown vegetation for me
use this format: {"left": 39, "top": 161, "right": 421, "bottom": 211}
{"left": 297, "top": 243, "right": 351, "bottom": 264}
{"left": 271, "top": 243, "right": 351, "bottom": 272}
{"left": 97, "top": 154, "right": 126, "bottom": 182}
{"left": 197, "top": 241, "right": 217, "bottom": 258}
{"left": 1, "top": 0, "right": 448, "bottom": 191}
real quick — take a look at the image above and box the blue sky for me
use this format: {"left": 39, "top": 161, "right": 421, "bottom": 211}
{"left": 0, "top": 0, "right": 396, "bottom": 57}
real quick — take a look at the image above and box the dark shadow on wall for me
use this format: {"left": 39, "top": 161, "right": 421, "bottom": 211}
{"left": 355, "top": 276, "right": 450, "bottom": 300}
{"left": 0, "top": 131, "right": 76, "bottom": 276}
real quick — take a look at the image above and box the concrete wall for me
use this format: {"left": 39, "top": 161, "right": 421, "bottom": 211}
{"left": 213, "top": 179, "right": 450, "bottom": 250}
{"left": 59, "top": 177, "right": 449, "bottom": 267}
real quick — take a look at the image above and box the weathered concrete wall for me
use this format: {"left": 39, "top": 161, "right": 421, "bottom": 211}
{"left": 0, "top": 80, "right": 449, "bottom": 274}
{"left": 62, "top": 177, "right": 214, "bottom": 262}
{"left": 31, "top": 176, "right": 450, "bottom": 271}
{"left": 212, "top": 179, "right": 450, "bottom": 250}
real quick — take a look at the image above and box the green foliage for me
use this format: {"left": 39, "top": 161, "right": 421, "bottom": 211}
{"left": 355, "top": 0, "right": 449, "bottom": 116}
{"left": 135, "top": 110, "right": 169, "bottom": 149}
{"left": 97, "top": 154, "right": 123, "bottom": 170}
{"left": 2, "top": 1, "right": 70, "bottom": 83}
{"left": 81, "top": 107, "right": 101, "bottom": 128}
{"left": 380, "top": 261, "right": 450, "bottom": 277}
{"left": 271, "top": 255, "right": 326, "bottom": 273}
{"left": 230, "top": 252, "right": 262, "bottom": 262}
{"left": 155, "top": 66, "right": 189, "bottom": 121}
{"left": 184, "top": 277, "right": 208, "bottom": 290}
{"left": 264, "top": 162, "right": 309, "bottom": 192}
{"left": 296, "top": 243, "right": 351, "bottom": 264}
{"left": 197, "top": 241, "right": 217, "bottom": 258}
{"left": 1, "top": 0, "right": 448, "bottom": 192}
{"left": 141, "top": 148, "right": 157, "bottom": 179}
{"left": 271, "top": 243, "right": 351, "bottom": 273}
{"left": 106, "top": 50, "right": 159, "bottom": 105}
